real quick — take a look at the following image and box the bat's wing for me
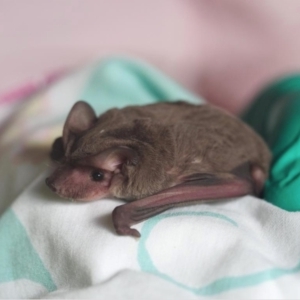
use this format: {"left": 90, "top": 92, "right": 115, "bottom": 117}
{"left": 112, "top": 164, "right": 264, "bottom": 237}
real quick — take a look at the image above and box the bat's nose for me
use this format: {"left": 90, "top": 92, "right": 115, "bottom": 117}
{"left": 45, "top": 177, "right": 57, "bottom": 192}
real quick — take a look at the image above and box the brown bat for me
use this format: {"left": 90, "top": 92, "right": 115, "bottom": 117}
{"left": 46, "top": 101, "right": 271, "bottom": 237}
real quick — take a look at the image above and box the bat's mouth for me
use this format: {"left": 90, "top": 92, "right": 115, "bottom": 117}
{"left": 45, "top": 177, "right": 74, "bottom": 201}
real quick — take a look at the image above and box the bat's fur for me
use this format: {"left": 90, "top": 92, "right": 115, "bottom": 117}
{"left": 46, "top": 101, "right": 271, "bottom": 235}
{"left": 48, "top": 101, "right": 270, "bottom": 198}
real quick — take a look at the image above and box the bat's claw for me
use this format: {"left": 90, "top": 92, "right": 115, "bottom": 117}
{"left": 115, "top": 226, "right": 141, "bottom": 238}
{"left": 112, "top": 205, "right": 141, "bottom": 237}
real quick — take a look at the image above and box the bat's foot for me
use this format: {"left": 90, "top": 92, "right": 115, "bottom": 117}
{"left": 112, "top": 206, "right": 141, "bottom": 237}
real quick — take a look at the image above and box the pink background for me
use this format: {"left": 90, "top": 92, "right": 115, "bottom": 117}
{"left": 1, "top": 0, "right": 300, "bottom": 113}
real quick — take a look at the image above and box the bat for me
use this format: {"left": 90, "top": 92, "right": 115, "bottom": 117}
{"left": 46, "top": 101, "right": 271, "bottom": 237}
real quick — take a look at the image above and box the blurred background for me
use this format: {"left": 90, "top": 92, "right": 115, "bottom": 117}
{"left": 1, "top": 0, "right": 300, "bottom": 113}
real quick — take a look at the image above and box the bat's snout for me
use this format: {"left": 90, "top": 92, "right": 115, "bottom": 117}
{"left": 45, "top": 177, "right": 57, "bottom": 192}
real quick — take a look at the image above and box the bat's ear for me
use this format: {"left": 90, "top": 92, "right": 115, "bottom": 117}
{"left": 63, "top": 101, "right": 97, "bottom": 156}
{"left": 50, "top": 137, "right": 65, "bottom": 162}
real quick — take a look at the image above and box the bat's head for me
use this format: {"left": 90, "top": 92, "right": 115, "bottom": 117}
{"left": 46, "top": 101, "right": 175, "bottom": 201}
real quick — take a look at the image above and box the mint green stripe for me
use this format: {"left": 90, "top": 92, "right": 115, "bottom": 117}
{"left": 0, "top": 209, "right": 56, "bottom": 292}
{"left": 195, "top": 262, "right": 300, "bottom": 295}
{"left": 80, "top": 57, "right": 203, "bottom": 114}
{"left": 138, "top": 211, "right": 300, "bottom": 296}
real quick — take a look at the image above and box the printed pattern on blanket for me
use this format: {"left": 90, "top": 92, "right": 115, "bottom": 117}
{"left": 1, "top": 58, "right": 300, "bottom": 299}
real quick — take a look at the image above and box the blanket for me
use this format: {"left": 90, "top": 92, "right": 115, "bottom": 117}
{"left": 1, "top": 58, "right": 300, "bottom": 299}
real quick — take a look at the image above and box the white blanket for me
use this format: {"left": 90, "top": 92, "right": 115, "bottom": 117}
{"left": 1, "top": 58, "right": 300, "bottom": 299}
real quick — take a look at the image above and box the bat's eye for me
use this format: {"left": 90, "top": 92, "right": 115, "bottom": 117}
{"left": 91, "top": 170, "right": 104, "bottom": 181}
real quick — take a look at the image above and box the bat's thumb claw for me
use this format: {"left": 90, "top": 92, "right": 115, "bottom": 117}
{"left": 115, "top": 226, "right": 141, "bottom": 238}
{"left": 112, "top": 206, "right": 141, "bottom": 237}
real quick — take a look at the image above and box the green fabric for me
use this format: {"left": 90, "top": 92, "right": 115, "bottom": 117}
{"left": 243, "top": 75, "right": 300, "bottom": 211}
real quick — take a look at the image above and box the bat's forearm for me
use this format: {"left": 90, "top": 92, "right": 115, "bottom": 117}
{"left": 112, "top": 175, "right": 254, "bottom": 237}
